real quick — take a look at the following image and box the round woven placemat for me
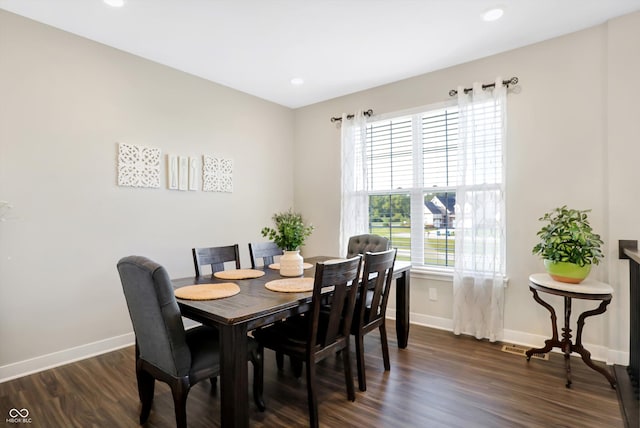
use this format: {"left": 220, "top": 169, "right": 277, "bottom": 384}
{"left": 213, "top": 269, "right": 265, "bottom": 280}
{"left": 268, "top": 262, "right": 313, "bottom": 270}
{"left": 174, "top": 283, "right": 240, "bottom": 300}
{"left": 265, "top": 278, "right": 315, "bottom": 293}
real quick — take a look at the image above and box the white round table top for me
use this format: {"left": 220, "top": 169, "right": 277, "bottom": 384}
{"left": 529, "top": 273, "right": 613, "bottom": 295}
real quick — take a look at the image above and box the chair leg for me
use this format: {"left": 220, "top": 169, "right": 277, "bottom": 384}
{"left": 136, "top": 364, "right": 155, "bottom": 424}
{"left": 209, "top": 376, "right": 217, "bottom": 390}
{"left": 170, "top": 377, "right": 191, "bottom": 428}
{"left": 291, "top": 357, "right": 303, "bottom": 378}
{"left": 276, "top": 351, "right": 284, "bottom": 370}
{"left": 355, "top": 334, "right": 367, "bottom": 391}
{"left": 306, "top": 359, "right": 319, "bottom": 428}
{"left": 379, "top": 324, "right": 391, "bottom": 371}
{"left": 250, "top": 344, "right": 266, "bottom": 411}
{"left": 341, "top": 345, "right": 356, "bottom": 402}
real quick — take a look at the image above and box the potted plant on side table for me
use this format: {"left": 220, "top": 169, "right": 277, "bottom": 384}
{"left": 532, "top": 205, "right": 604, "bottom": 283}
{"left": 262, "top": 209, "right": 314, "bottom": 277}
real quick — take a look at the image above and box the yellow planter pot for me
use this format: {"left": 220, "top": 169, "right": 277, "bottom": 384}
{"left": 544, "top": 260, "right": 591, "bottom": 284}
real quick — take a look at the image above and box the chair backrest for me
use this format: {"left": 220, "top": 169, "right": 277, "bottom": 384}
{"left": 346, "top": 234, "right": 390, "bottom": 259}
{"left": 248, "top": 241, "right": 283, "bottom": 269}
{"left": 192, "top": 244, "right": 241, "bottom": 277}
{"left": 357, "top": 249, "right": 397, "bottom": 327}
{"left": 308, "top": 256, "right": 362, "bottom": 354}
{"left": 117, "top": 255, "right": 191, "bottom": 377}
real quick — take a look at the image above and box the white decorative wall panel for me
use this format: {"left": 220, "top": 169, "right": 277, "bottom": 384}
{"left": 203, "top": 155, "right": 233, "bottom": 192}
{"left": 189, "top": 157, "right": 198, "bottom": 191}
{"left": 117, "top": 143, "right": 161, "bottom": 188}
{"left": 178, "top": 156, "right": 188, "bottom": 190}
{"left": 167, "top": 154, "right": 178, "bottom": 189}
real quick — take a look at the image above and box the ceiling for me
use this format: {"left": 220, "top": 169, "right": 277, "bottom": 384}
{"left": 2, "top": 0, "right": 639, "bottom": 108}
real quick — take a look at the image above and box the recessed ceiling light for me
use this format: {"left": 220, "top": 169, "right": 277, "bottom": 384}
{"left": 482, "top": 7, "right": 504, "bottom": 22}
{"left": 290, "top": 77, "right": 304, "bottom": 86}
{"left": 104, "top": 0, "right": 125, "bottom": 7}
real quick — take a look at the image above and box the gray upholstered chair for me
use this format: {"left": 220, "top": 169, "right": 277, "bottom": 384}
{"left": 117, "top": 255, "right": 264, "bottom": 428}
{"left": 351, "top": 248, "right": 397, "bottom": 391}
{"left": 248, "top": 241, "right": 283, "bottom": 269}
{"left": 346, "top": 234, "right": 390, "bottom": 258}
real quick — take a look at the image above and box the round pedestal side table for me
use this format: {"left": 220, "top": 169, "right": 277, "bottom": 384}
{"left": 526, "top": 273, "right": 616, "bottom": 389}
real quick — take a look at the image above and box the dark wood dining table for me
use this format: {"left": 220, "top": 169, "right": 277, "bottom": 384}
{"left": 173, "top": 256, "right": 411, "bottom": 428}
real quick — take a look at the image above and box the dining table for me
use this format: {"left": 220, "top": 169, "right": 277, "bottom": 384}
{"left": 172, "top": 255, "right": 411, "bottom": 428}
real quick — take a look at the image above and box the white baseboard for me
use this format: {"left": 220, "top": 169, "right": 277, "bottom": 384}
{"left": 606, "top": 349, "right": 629, "bottom": 366}
{"left": 1, "top": 313, "right": 629, "bottom": 383}
{"left": 0, "top": 333, "right": 135, "bottom": 383}
{"left": 502, "top": 329, "right": 628, "bottom": 365}
{"left": 387, "top": 309, "right": 628, "bottom": 365}
{"left": 387, "top": 309, "right": 453, "bottom": 332}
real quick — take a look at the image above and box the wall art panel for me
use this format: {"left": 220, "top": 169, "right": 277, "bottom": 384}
{"left": 117, "top": 143, "right": 161, "bottom": 188}
{"left": 167, "top": 154, "right": 178, "bottom": 189}
{"left": 189, "top": 157, "right": 198, "bottom": 191}
{"left": 203, "top": 155, "right": 233, "bottom": 193}
{"left": 178, "top": 156, "right": 188, "bottom": 191}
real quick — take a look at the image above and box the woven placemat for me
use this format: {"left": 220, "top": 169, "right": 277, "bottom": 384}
{"left": 213, "top": 269, "right": 265, "bottom": 280}
{"left": 175, "top": 283, "right": 240, "bottom": 300}
{"left": 265, "top": 278, "right": 315, "bottom": 293}
{"left": 268, "top": 262, "right": 313, "bottom": 270}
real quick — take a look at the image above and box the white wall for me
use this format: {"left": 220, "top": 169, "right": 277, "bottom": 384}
{"left": 0, "top": 11, "right": 295, "bottom": 379}
{"left": 294, "top": 12, "right": 640, "bottom": 364}
{"left": 2, "top": 9, "right": 638, "bottom": 381}
{"left": 606, "top": 12, "right": 640, "bottom": 357}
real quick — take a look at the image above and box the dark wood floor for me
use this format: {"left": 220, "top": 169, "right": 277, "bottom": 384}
{"left": 0, "top": 323, "right": 623, "bottom": 427}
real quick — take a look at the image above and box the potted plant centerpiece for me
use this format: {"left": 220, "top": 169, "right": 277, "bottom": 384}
{"left": 532, "top": 205, "right": 604, "bottom": 283}
{"left": 262, "top": 209, "right": 314, "bottom": 277}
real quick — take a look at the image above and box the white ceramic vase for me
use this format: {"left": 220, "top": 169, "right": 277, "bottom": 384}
{"left": 280, "top": 250, "right": 304, "bottom": 277}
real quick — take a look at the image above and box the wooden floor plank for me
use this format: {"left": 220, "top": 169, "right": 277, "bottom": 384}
{"left": 0, "top": 323, "right": 623, "bottom": 427}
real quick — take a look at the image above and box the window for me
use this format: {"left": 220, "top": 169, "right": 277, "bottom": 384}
{"left": 366, "top": 105, "right": 461, "bottom": 267}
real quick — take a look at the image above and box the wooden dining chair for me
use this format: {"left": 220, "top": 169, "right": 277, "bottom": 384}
{"left": 351, "top": 248, "right": 397, "bottom": 391}
{"left": 192, "top": 244, "right": 241, "bottom": 277}
{"left": 346, "top": 233, "right": 390, "bottom": 258}
{"left": 253, "top": 255, "right": 362, "bottom": 428}
{"left": 249, "top": 241, "right": 293, "bottom": 371}
{"left": 248, "top": 241, "right": 283, "bottom": 269}
{"left": 116, "top": 255, "right": 264, "bottom": 428}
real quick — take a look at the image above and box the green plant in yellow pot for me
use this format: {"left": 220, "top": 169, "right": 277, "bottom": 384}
{"left": 532, "top": 206, "right": 603, "bottom": 284}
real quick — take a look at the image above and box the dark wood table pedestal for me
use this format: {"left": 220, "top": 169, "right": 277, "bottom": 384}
{"left": 525, "top": 273, "right": 616, "bottom": 389}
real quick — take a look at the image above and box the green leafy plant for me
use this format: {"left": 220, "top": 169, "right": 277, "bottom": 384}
{"left": 261, "top": 209, "right": 314, "bottom": 251}
{"left": 532, "top": 206, "right": 604, "bottom": 266}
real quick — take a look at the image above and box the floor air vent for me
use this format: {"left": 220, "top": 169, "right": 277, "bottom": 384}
{"left": 501, "top": 343, "right": 549, "bottom": 361}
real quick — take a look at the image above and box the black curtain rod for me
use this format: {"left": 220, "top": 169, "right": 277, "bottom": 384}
{"left": 448, "top": 77, "right": 519, "bottom": 97}
{"left": 330, "top": 109, "right": 373, "bottom": 123}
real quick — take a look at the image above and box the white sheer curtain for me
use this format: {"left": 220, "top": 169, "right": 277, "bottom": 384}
{"left": 340, "top": 111, "right": 369, "bottom": 256}
{"left": 453, "top": 78, "right": 507, "bottom": 342}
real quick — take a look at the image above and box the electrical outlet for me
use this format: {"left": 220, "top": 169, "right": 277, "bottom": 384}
{"left": 429, "top": 287, "right": 437, "bottom": 301}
